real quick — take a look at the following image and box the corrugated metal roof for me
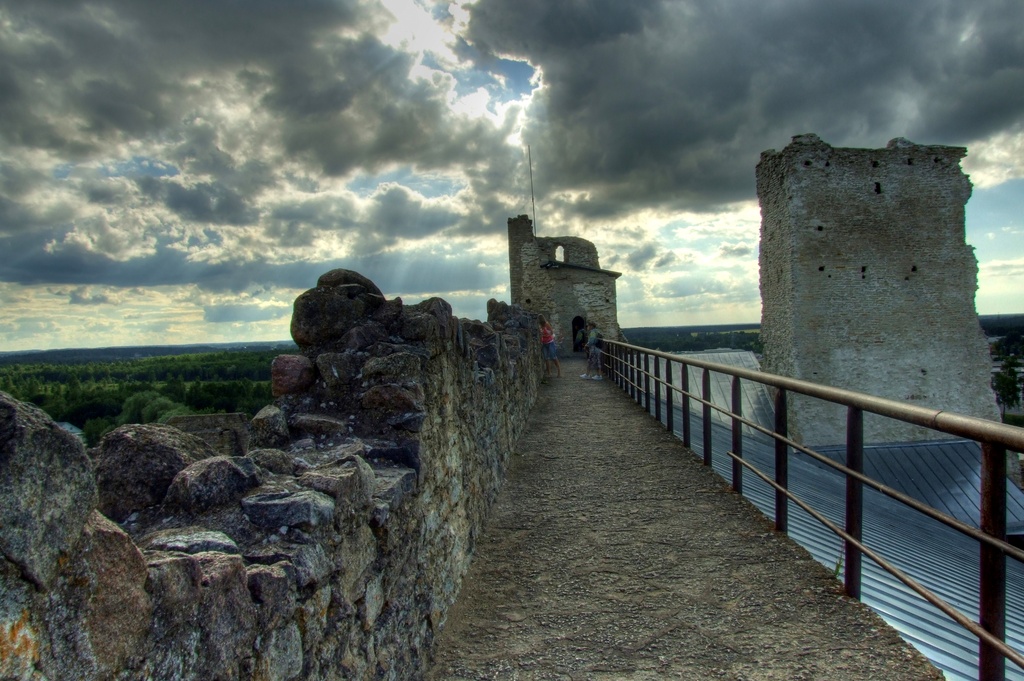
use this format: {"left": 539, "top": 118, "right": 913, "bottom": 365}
{"left": 640, "top": 352, "right": 1024, "bottom": 680}
{"left": 815, "top": 440, "right": 1024, "bottom": 529}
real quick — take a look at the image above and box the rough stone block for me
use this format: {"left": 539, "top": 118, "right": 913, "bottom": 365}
{"left": 94, "top": 424, "right": 215, "bottom": 523}
{"left": 165, "top": 456, "right": 263, "bottom": 514}
{"left": 0, "top": 392, "right": 97, "bottom": 588}
{"left": 271, "top": 355, "right": 316, "bottom": 397}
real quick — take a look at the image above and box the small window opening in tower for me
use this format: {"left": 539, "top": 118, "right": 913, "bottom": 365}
{"left": 874, "top": 182, "right": 882, "bottom": 194}
{"left": 555, "top": 245, "right": 564, "bottom": 262}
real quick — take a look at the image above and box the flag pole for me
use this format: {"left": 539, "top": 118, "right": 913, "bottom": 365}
{"left": 528, "top": 145, "right": 537, "bottom": 236}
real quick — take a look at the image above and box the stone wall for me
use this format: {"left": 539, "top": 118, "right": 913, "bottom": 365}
{"left": 0, "top": 269, "right": 542, "bottom": 680}
{"left": 507, "top": 214, "right": 622, "bottom": 353}
{"left": 757, "top": 134, "right": 1000, "bottom": 446}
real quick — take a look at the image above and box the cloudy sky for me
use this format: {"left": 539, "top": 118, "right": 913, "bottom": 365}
{"left": 1, "top": 0, "right": 1022, "bottom": 352}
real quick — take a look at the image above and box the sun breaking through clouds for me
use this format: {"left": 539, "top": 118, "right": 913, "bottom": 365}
{"left": 1, "top": 0, "right": 1022, "bottom": 351}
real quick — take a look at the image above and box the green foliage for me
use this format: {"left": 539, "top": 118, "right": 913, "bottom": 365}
{"left": 624, "top": 326, "right": 762, "bottom": 354}
{"left": 993, "top": 355, "right": 1022, "bottom": 419}
{"left": 0, "top": 349, "right": 278, "bottom": 441}
{"left": 993, "top": 331, "right": 1024, "bottom": 359}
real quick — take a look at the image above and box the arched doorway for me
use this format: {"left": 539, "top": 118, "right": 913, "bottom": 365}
{"left": 571, "top": 316, "right": 586, "bottom": 353}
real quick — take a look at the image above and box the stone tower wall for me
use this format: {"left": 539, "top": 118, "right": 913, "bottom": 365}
{"left": 507, "top": 215, "right": 622, "bottom": 353}
{"left": 757, "top": 134, "right": 999, "bottom": 445}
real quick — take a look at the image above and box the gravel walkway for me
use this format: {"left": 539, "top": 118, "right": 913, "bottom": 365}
{"left": 427, "top": 358, "right": 943, "bottom": 681}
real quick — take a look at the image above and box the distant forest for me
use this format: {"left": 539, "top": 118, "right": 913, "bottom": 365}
{"left": 624, "top": 314, "right": 1024, "bottom": 356}
{"left": 3, "top": 313, "right": 1020, "bottom": 446}
{"left": 622, "top": 324, "right": 762, "bottom": 354}
{"left": 0, "top": 347, "right": 294, "bottom": 446}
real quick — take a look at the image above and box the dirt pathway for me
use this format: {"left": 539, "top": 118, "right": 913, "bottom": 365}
{"left": 427, "top": 358, "right": 943, "bottom": 680}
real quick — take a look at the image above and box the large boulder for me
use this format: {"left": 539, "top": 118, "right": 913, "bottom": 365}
{"left": 45, "top": 512, "right": 152, "bottom": 679}
{"left": 146, "top": 551, "right": 257, "bottom": 681}
{"left": 93, "top": 424, "right": 216, "bottom": 522}
{"left": 0, "top": 392, "right": 97, "bottom": 587}
{"left": 315, "top": 269, "right": 383, "bottom": 295}
{"left": 164, "top": 456, "right": 263, "bottom": 514}
{"left": 290, "top": 272, "right": 386, "bottom": 350}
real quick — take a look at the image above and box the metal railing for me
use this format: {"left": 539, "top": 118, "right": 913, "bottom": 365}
{"left": 602, "top": 340, "right": 1024, "bottom": 681}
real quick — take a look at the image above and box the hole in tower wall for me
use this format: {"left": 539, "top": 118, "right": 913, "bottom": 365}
{"left": 804, "top": 160, "right": 812, "bottom": 166}
{"left": 874, "top": 182, "right": 882, "bottom": 194}
{"left": 872, "top": 160, "right": 879, "bottom": 168}
{"left": 818, "top": 266, "right": 825, "bottom": 272}
{"left": 907, "top": 158, "right": 914, "bottom": 165}
{"left": 861, "top": 266, "right": 866, "bottom": 272}
{"left": 816, "top": 225, "right": 824, "bottom": 231}
{"left": 911, "top": 265, "right": 917, "bottom": 272}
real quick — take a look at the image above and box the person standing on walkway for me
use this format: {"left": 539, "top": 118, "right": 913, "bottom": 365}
{"left": 582, "top": 321, "right": 603, "bottom": 380}
{"left": 539, "top": 315, "right": 561, "bottom": 377}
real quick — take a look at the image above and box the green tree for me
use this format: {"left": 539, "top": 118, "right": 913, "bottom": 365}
{"left": 993, "top": 356, "right": 1021, "bottom": 420}
{"left": 82, "top": 417, "right": 115, "bottom": 447}
{"left": 117, "top": 390, "right": 164, "bottom": 425}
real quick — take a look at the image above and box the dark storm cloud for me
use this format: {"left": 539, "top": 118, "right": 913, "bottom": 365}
{"left": 0, "top": 225, "right": 502, "bottom": 297}
{"left": 163, "top": 181, "right": 258, "bottom": 226}
{"left": 0, "top": 0, "right": 362, "bottom": 155}
{"left": 606, "top": 243, "right": 680, "bottom": 272}
{"left": 366, "top": 185, "right": 460, "bottom": 242}
{"left": 466, "top": 0, "right": 1024, "bottom": 214}
{"left": 719, "top": 244, "right": 754, "bottom": 259}
{"left": 67, "top": 287, "right": 113, "bottom": 305}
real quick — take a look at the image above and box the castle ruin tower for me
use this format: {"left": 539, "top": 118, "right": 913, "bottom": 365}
{"left": 757, "top": 134, "right": 999, "bottom": 446}
{"left": 507, "top": 215, "right": 623, "bottom": 354}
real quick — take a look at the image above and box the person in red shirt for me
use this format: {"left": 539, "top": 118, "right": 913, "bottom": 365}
{"left": 539, "top": 315, "right": 561, "bottom": 378}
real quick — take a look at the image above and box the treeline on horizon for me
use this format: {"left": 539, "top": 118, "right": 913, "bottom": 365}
{"left": 0, "top": 349, "right": 288, "bottom": 447}
{"left": 622, "top": 325, "right": 763, "bottom": 354}
{"left": 3, "top": 314, "right": 1021, "bottom": 447}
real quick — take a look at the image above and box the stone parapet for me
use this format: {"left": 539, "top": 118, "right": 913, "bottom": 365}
{"left": 0, "top": 269, "right": 542, "bottom": 680}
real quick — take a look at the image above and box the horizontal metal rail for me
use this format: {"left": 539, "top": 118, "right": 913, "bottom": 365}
{"left": 601, "top": 340, "right": 1024, "bottom": 681}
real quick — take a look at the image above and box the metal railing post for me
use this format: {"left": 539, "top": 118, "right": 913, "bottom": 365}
{"left": 774, "top": 388, "right": 789, "bottom": 533}
{"left": 628, "top": 350, "right": 635, "bottom": 400}
{"left": 644, "top": 352, "right": 651, "bottom": 413}
{"left": 653, "top": 354, "right": 662, "bottom": 424}
{"left": 681, "top": 363, "right": 691, "bottom": 447}
{"left": 731, "top": 375, "right": 742, "bottom": 494}
{"left": 702, "top": 368, "right": 712, "bottom": 467}
{"left": 980, "top": 442, "right": 1007, "bottom": 681}
{"left": 665, "top": 358, "right": 674, "bottom": 435}
{"left": 845, "top": 406, "right": 864, "bottom": 600}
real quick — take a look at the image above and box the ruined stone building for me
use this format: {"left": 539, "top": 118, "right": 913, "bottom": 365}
{"left": 507, "top": 215, "right": 623, "bottom": 355}
{"left": 757, "top": 134, "right": 999, "bottom": 446}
